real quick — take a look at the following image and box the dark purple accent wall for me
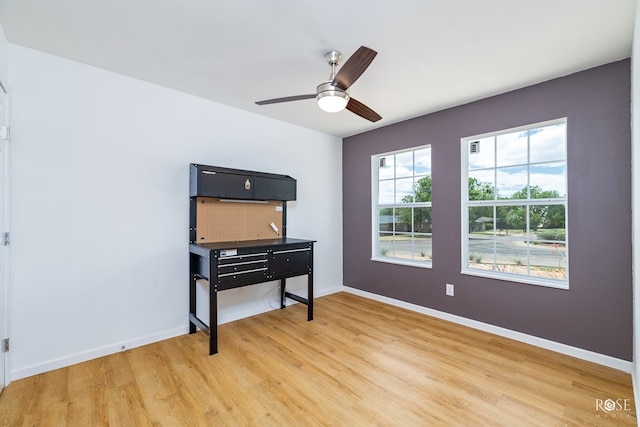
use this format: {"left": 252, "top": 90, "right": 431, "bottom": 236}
{"left": 343, "top": 60, "right": 632, "bottom": 361}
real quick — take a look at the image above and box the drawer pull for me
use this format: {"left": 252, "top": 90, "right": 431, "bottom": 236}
{"left": 220, "top": 260, "right": 267, "bottom": 268}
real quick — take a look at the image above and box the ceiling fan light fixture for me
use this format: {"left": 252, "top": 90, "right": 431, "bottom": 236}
{"left": 316, "top": 82, "right": 349, "bottom": 113}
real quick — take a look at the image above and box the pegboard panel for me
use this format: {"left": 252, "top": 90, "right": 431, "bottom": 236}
{"left": 195, "top": 197, "right": 283, "bottom": 243}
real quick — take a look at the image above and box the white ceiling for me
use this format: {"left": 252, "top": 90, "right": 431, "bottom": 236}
{"left": 0, "top": 0, "right": 636, "bottom": 137}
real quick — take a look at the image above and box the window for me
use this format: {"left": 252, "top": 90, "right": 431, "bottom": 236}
{"left": 461, "top": 119, "right": 568, "bottom": 288}
{"left": 372, "top": 145, "right": 432, "bottom": 267}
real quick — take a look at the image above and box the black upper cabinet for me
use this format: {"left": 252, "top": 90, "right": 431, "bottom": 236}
{"left": 190, "top": 164, "right": 296, "bottom": 201}
{"left": 253, "top": 176, "right": 296, "bottom": 201}
{"left": 199, "top": 170, "right": 254, "bottom": 199}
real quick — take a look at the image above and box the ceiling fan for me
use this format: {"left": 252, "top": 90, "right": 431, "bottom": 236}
{"left": 255, "top": 46, "right": 382, "bottom": 122}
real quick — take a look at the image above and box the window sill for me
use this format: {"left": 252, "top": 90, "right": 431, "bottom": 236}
{"left": 371, "top": 256, "right": 432, "bottom": 269}
{"left": 461, "top": 268, "right": 569, "bottom": 290}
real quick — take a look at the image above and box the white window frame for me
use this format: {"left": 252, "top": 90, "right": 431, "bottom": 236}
{"left": 371, "top": 145, "right": 432, "bottom": 269}
{"left": 461, "top": 118, "right": 568, "bottom": 289}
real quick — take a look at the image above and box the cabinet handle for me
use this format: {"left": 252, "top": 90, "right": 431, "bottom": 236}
{"left": 273, "top": 248, "right": 311, "bottom": 255}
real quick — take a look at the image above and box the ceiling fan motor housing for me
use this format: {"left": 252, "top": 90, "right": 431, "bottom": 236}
{"left": 316, "top": 82, "right": 349, "bottom": 112}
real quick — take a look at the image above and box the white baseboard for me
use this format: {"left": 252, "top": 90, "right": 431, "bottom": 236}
{"left": 343, "top": 286, "right": 632, "bottom": 373}
{"left": 10, "top": 326, "right": 188, "bottom": 382}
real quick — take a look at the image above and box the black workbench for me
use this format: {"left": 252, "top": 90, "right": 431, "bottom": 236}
{"left": 189, "top": 237, "right": 315, "bottom": 354}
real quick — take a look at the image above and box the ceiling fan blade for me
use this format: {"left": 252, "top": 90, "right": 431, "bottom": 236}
{"left": 332, "top": 46, "right": 377, "bottom": 91}
{"left": 346, "top": 98, "right": 382, "bottom": 122}
{"left": 255, "top": 94, "right": 316, "bottom": 105}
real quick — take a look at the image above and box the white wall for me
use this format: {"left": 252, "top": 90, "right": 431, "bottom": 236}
{"left": 633, "top": 0, "right": 639, "bottom": 406}
{"left": 0, "top": 23, "right": 7, "bottom": 80}
{"left": 7, "top": 44, "right": 343, "bottom": 380}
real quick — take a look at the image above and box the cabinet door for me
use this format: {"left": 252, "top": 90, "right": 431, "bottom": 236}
{"left": 270, "top": 248, "right": 311, "bottom": 278}
{"left": 199, "top": 171, "right": 254, "bottom": 199}
{"left": 254, "top": 176, "right": 296, "bottom": 201}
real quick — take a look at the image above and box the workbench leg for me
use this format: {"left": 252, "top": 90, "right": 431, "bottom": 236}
{"left": 308, "top": 272, "right": 314, "bottom": 321}
{"left": 189, "top": 271, "right": 196, "bottom": 334}
{"left": 280, "top": 278, "right": 286, "bottom": 309}
{"left": 209, "top": 282, "right": 218, "bottom": 355}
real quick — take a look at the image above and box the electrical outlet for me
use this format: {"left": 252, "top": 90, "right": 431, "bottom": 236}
{"left": 446, "top": 283, "right": 454, "bottom": 296}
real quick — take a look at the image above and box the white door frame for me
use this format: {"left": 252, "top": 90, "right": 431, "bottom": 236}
{"left": 0, "top": 73, "right": 10, "bottom": 392}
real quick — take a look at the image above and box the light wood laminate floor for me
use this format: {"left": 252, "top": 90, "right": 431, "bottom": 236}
{"left": 0, "top": 292, "right": 635, "bottom": 426}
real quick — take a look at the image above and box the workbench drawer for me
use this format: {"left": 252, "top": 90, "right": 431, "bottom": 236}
{"left": 218, "top": 259, "right": 267, "bottom": 275}
{"left": 217, "top": 252, "right": 267, "bottom": 265}
{"left": 217, "top": 268, "right": 268, "bottom": 288}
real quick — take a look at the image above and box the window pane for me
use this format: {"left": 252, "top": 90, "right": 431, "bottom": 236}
{"left": 414, "top": 234, "right": 432, "bottom": 261}
{"left": 468, "top": 171, "right": 495, "bottom": 201}
{"left": 468, "top": 136, "right": 495, "bottom": 170}
{"left": 531, "top": 204, "right": 565, "bottom": 231}
{"left": 395, "top": 207, "right": 412, "bottom": 232}
{"left": 395, "top": 151, "right": 414, "bottom": 178}
{"left": 378, "top": 155, "right": 395, "bottom": 180}
{"left": 496, "top": 130, "right": 528, "bottom": 167}
{"left": 468, "top": 206, "right": 494, "bottom": 234}
{"left": 378, "top": 208, "right": 394, "bottom": 232}
{"left": 496, "top": 205, "right": 526, "bottom": 234}
{"left": 378, "top": 232, "right": 394, "bottom": 257}
{"left": 378, "top": 180, "right": 394, "bottom": 204}
{"left": 496, "top": 166, "right": 527, "bottom": 199}
{"left": 530, "top": 122, "right": 566, "bottom": 163}
{"left": 396, "top": 178, "right": 414, "bottom": 203}
{"left": 530, "top": 163, "right": 566, "bottom": 198}
{"left": 467, "top": 236, "right": 494, "bottom": 269}
{"left": 391, "top": 233, "right": 413, "bottom": 260}
{"left": 529, "top": 240, "right": 566, "bottom": 280}
{"left": 414, "top": 207, "right": 432, "bottom": 233}
{"left": 495, "top": 237, "right": 528, "bottom": 274}
{"left": 414, "top": 176, "right": 432, "bottom": 202}
{"left": 415, "top": 148, "right": 432, "bottom": 176}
